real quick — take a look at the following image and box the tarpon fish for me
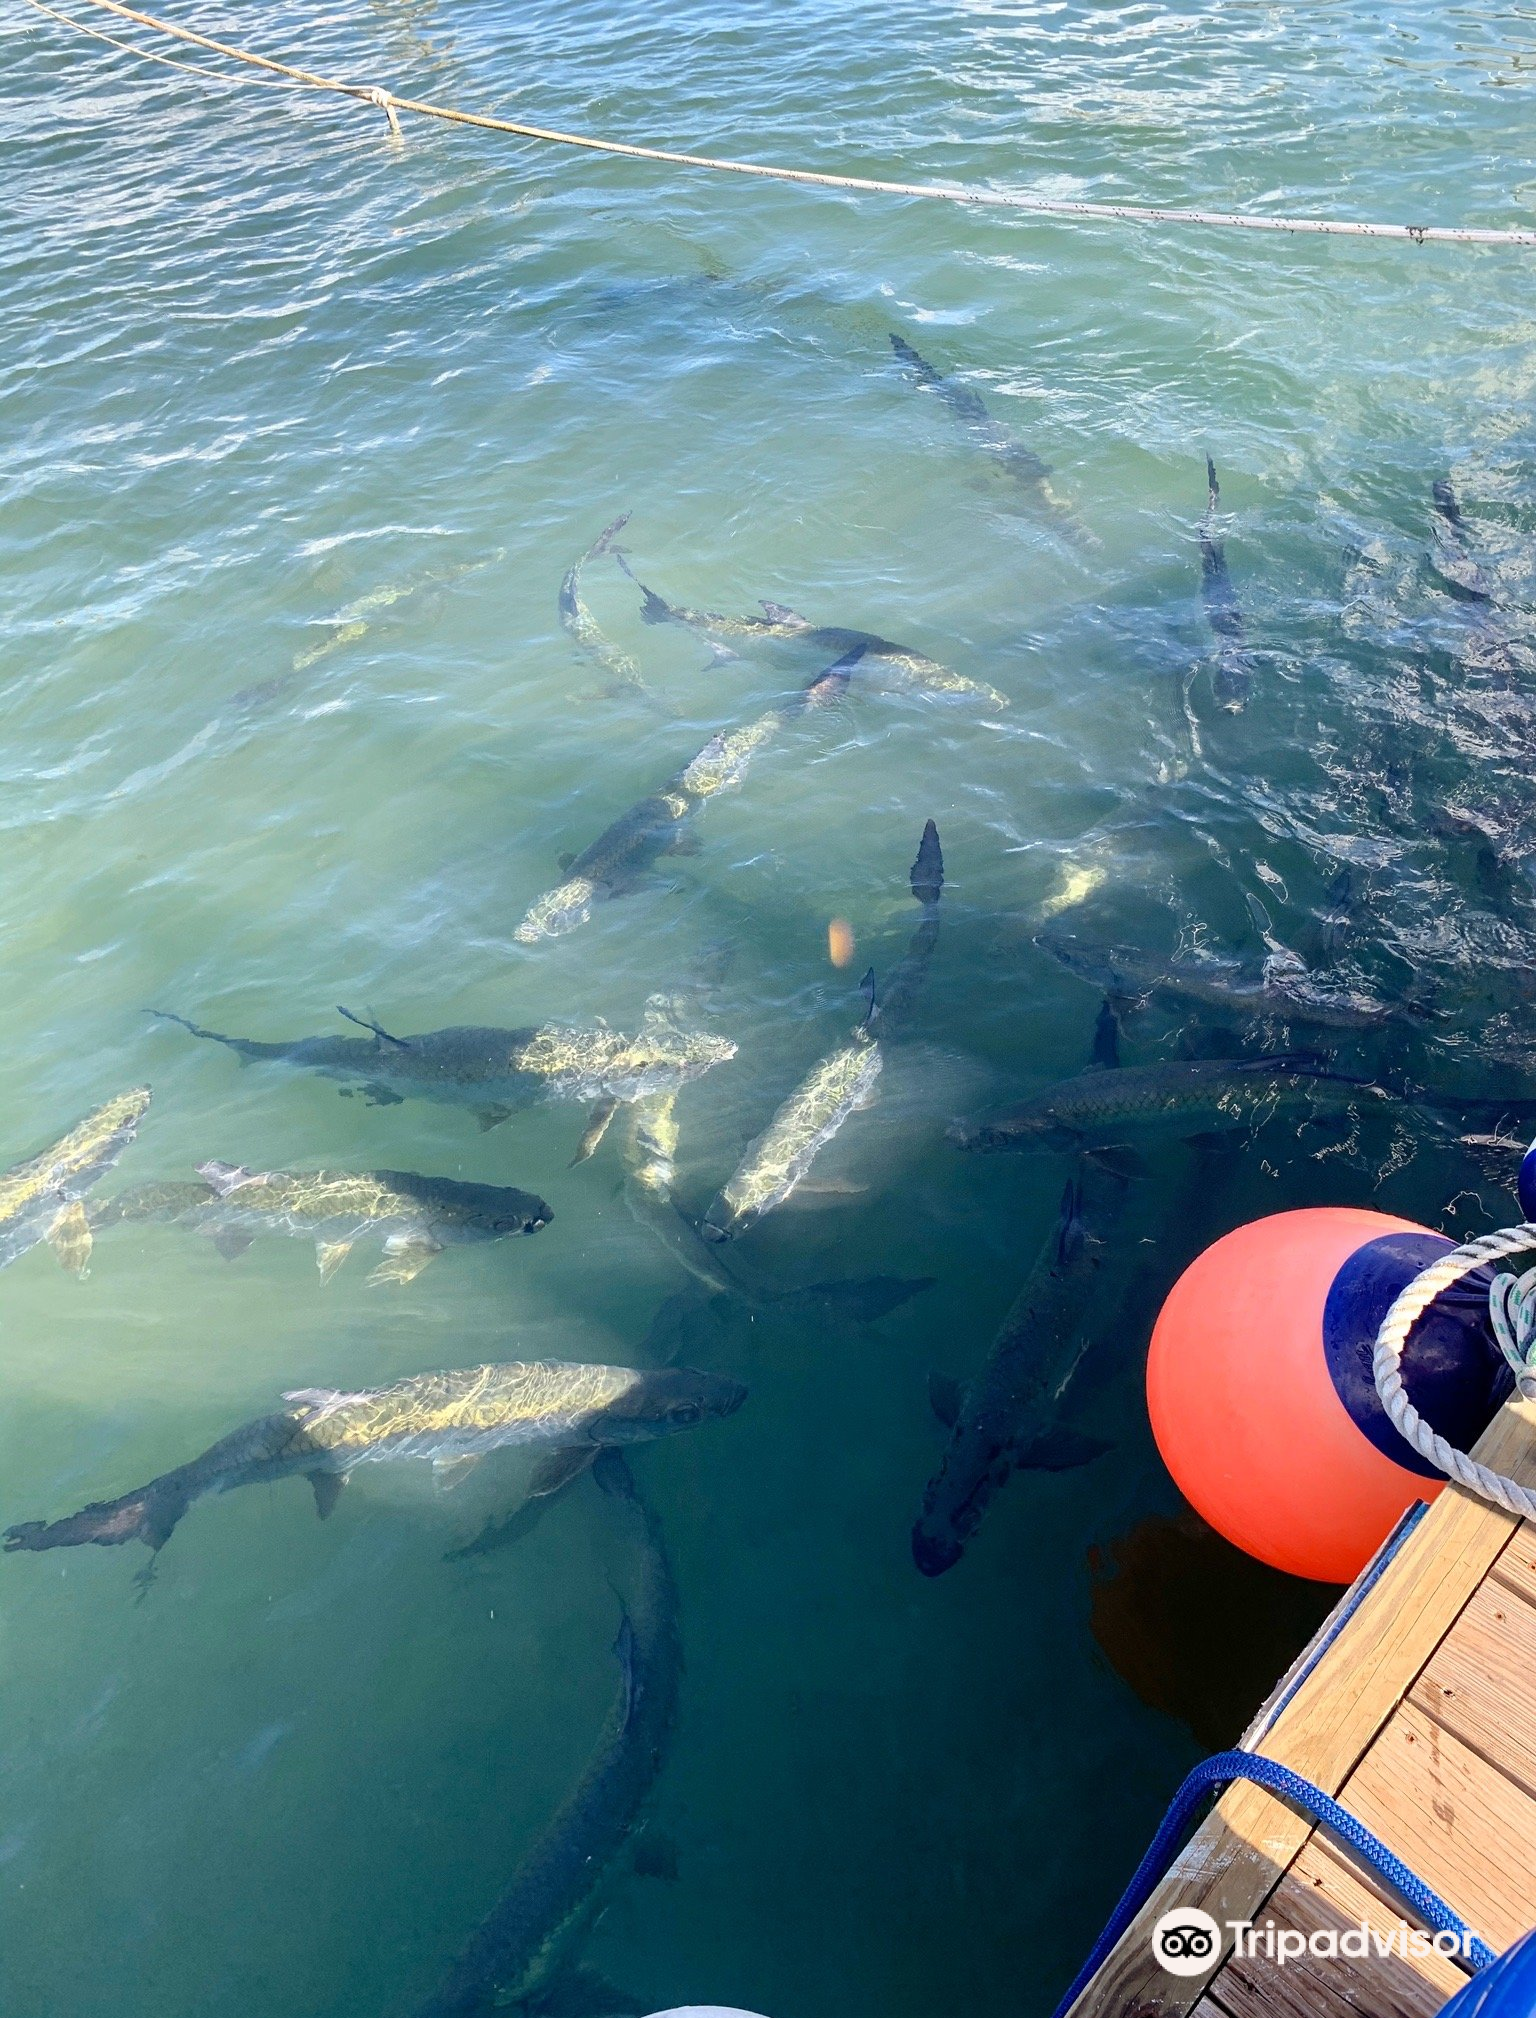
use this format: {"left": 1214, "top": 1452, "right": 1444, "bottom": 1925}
{"left": 1198, "top": 459, "right": 1255, "bottom": 711}
{"left": 558, "top": 512, "right": 650, "bottom": 698}
{"left": 150, "top": 998, "right": 736, "bottom": 1137}
{"left": 1037, "top": 930, "right": 1400, "bottom": 1033}
{"left": 913, "top": 1177, "right": 1112, "bottom": 1576}
{"left": 619, "top": 554, "right": 1006, "bottom": 709}
{"left": 89, "top": 1162, "right": 552, "bottom": 1286}
{"left": 0, "top": 1087, "right": 151, "bottom": 1278}
{"left": 418, "top": 1450, "right": 678, "bottom": 2018}
{"left": 515, "top": 649, "right": 861, "bottom": 944}
{"left": 1430, "top": 479, "right": 1526, "bottom": 686}
{"left": 702, "top": 821, "right": 943, "bottom": 1241}
{"left": 889, "top": 331, "right": 1095, "bottom": 543}
{"left": 4, "top": 1360, "right": 745, "bottom": 1562}
{"left": 952, "top": 1052, "right": 1382, "bottom": 1154}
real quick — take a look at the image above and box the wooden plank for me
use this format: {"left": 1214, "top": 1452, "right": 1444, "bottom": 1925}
{"left": 1341, "top": 1697, "right": 1536, "bottom": 1950}
{"left": 1413, "top": 1577, "right": 1536, "bottom": 1802}
{"left": 1211, "top": 1837, "right": 1467, "bottom": 2018}
{"left": 1488, "top": 1519, "right": 1536, "bottom": 1610}
{"left": 1066, "top": 1395, "right": 1536, "bottom": 2018}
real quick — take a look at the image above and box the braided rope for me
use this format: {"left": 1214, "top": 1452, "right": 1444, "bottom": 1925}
{"left": 1373, "top": 1224, "right": 1536, "bottom": 1518}
{"left": 18, "top": 0, "right": 1536, "bottom": 250}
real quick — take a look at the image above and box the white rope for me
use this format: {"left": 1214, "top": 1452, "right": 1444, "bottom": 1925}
{"left": 18, "top": 0, "right": 1536, "bottom": 251}
{"left": 1373, "top": 1224, "right": 1536, "bottom": 1519}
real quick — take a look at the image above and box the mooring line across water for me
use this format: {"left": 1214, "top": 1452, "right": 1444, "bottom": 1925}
{"left": 19, "top": 0, "right": 1536, "bottom": 249}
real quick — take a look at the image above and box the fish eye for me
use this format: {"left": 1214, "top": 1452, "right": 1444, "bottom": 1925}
{"left": 669, "top": 1401, "right": 702, "bottom": 1427}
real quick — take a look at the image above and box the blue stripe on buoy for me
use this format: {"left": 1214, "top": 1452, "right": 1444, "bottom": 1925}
{"left": 1520, "top": 1139, "right": 1536, "bottom": 1225}
{"left": 1322, "top": 1232, "right": 1509, "bottom": 1479}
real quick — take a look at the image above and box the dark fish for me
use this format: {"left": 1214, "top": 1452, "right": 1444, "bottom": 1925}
{"left": 1037, "top": 929, "right": 1400, "bottom": 1032}
{"left": 149, "top": 1002, "right": 735, "bottom": 1135}
{"left": 1198, "top": 458, "right": 1255, "bottom": 711}
{"left": 888, "top": 331, "right": 1092, "bottom": 539}
{"left": 4, "top": 1361, "right": 744, "bottom": 1564}
{"left": 1429, "top": 478, "right": 1527, "bottom": 686}
{"left": 515, "top": 648, "right": 863, "bottom": 942}
{"left": 417, "top": 1450, "right": 679, "bottom": 2017}
{"left": 90, "top": 1164, "right": 552, "bottom": 1285}
{"left": 952, "top": 1053, "right": 1383, "bottom": 1153}
{"left": 617, "top": 553, "right": 1006, "bottom": 708}
{"left": 913, "top": 1177, "right": 1113, "bottom": 1576}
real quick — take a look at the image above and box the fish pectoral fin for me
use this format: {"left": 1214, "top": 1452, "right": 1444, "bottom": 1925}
{"left": 664, "top": 828, "right": 703, "bottom": 855}
{"left": 359, "top": 1081, "right": 405, "bottom": 1107}
{"left": 431, "top": 1454, "right": 482, "bottom": 1490}
{"left": 703, "top": 638, "right": 743, "bottom": 667}
{"left": 1091, "top": 1000, "right": 1123, "bottom": 1070}
{"left": 928, "top": 1372, "right": 965, "bottom": 1430}
{"left": 1015, "top": 1426, "right": 1111, "bottom": 1472}
{"left": 45, "top": 1199, "right": 93, "bottom": 1278}
{"left": 557, "top": 851, "right": 577, "bottom": 875}
{"left": 474, "top": 1104, "right": 513, "bottom": 1132}
{"left": 366, "top": 1236, "right": 442, "bottom": 1287}
{"left": 526, "top": 1444, "right": 598, "bottom": 1501}
{"left": 308, "top": 1470, "right": 346, "bottom": 1520}
{"left": 196, "top": 1160, "right": 255, "bottom": 1197}
{"left": 632, "top": 1828, "right": 681, "bottom": 1881}
{"left": 570, "top": 1097, "right": 620, "bottom": 1167}
{"left": 210, "top": 1229, "right": 255, "bottom": 1261}
{"left": 314, "top": 1239, "right": 353, "bottom": 1282}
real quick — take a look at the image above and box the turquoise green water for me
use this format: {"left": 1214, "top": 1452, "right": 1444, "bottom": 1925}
{"left": 3, "top": 3, "right": 1536, "bottom": 2012}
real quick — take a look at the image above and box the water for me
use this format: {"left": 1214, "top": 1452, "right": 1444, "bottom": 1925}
{"left": 3, "top": 2, "right": 1536, "bottom": 2012}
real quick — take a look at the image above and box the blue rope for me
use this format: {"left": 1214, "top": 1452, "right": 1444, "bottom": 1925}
{"left": 1049, "top": 1748, "right": 1497, "bottom": 2018}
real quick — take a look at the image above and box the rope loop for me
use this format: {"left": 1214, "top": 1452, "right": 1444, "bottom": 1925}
{"left": 360, "top": 84, "right": 401, "bottom": 138}
{"left": 1373, "top": 1224, "right": 1536, "bottom": 1519}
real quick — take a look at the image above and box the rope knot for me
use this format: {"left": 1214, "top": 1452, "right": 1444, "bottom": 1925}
{"left": 1493, "top": 1265, "right": 1536, "bottom": 1400}
{"left": 362, "top": 84, "right": 401, "bottom": 139}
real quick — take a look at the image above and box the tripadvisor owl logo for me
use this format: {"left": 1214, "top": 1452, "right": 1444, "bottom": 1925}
{"left": 1150, "top": 1907, "right": 1222, "bottom": 1976}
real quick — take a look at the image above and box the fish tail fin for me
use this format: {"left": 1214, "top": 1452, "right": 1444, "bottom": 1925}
{"left": 910, "top": 819, "right": 943, "bottom": 907}
{"left": 4, "top": 1476, "right": 191, "bottom": 1556}
{"left": 1206, "top": 455, "right": 1220, "bottom": 512}
{"left": 147, "top": 1009, "right": 271, "bottom": 1062}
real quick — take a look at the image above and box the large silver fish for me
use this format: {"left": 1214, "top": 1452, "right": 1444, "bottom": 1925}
{"left": 90, "top": 1163, "right": 552, "bottom": 1286}
{"left": 558, "top": 512, "right": 650, "bottom": 698}
{"left": 0, "top": 1087, "right": 152, "bottom": 1278}
{"left": 913, "top": 1176, "right": 1112, "bottom": 1577}
{"left": 150, "top": 999, "right": 736, "bottom": 1138}
{"left": 1037, "top": 929, "right": 1401, "bottom": 1033}
{"left": 953, "top": 1052, "right": 1383, "bottom": 1153}
{"left": 418, "top": 1450, "right": 678, "bottom": 2018}
{"left": 1199, "top": 458, "right": 1255, "bottom": 711}
{"left": 515, "top": 648, "right": 860, "bottom": 944}
{"left": 702, "top": 821, "right": 943, "bottom": 1241}
{"left": 619, "top": 552, "right": 1006, "bottom": 708}
{"left": 4, "top": 1359, "right": 745, "bottom": 1562}
{"left": 889, "top": 330, "right": 1095, "bottom": 543}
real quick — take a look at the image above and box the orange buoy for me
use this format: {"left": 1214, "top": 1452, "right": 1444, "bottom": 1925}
{"left": 1147, "top": 1207, "right": 1507, "bottom": 1584}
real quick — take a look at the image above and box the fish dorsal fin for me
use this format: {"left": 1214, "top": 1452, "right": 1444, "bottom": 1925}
{"left": 858, "top": 966, "right": 878, "bottom": 1030}
{"left": 557, "top": 852, "right": 576, "bottom": 875}
{"left": 283, "top": 1387, "right": 368, "bottom": 1420}
{"left": 612, "top": 1609, "right": 637, "bottom": 1726}
{"left": 46, "top": 1199, "right": 93, "bottom": 1278}
{"left": 1091, "top": 1000, "right": 1122, "bottom": 1070}
{"left": 760, "top": 600, "right": 812, "bottom": 629}
{"left": 1206, "top": 455, "right": 1220, "bottom": 514}
{"left": 1055, "top": 1181, "right": 1086, "bottom": 1265}
{"left": 211, "top": 1229, "right": 255, "bottom": 1261}
{"left": 308, "top": 1471, "right": 345, "bottom": 1520}
{"left": 910, "top": 820, "right": 943, "bottom": 906}
{"left": 571, "top": 1097, "right": 620, "bottom": 1167}
{"left": 196, "top": 1160, "right": 256, "bottom": 1197}
{"left": 336, "top": 1005, "right": 410, "bottom": 1051}
{"left": 527, "top": 1445, "right": 598, "bottom": 1502}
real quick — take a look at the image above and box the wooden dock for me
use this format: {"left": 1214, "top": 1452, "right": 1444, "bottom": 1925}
{"left": 1065, "top": 1397, "right": 1536, "bottom": 2017}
